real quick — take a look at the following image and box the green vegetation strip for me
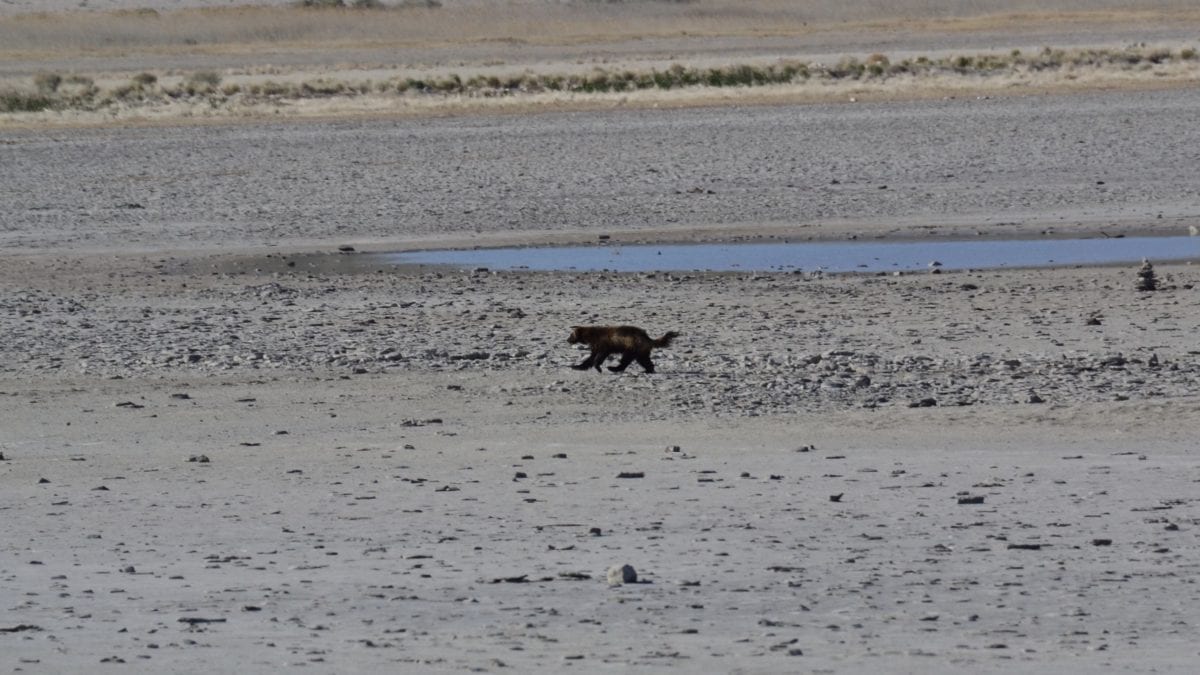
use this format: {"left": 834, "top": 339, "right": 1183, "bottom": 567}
{"left": 2, "top": 46, "right": 1197, "bottom": 114}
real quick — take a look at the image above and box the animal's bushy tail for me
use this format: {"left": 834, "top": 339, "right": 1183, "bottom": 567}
{"left": 653, "top": 331, "right": 680, "bottom": 349}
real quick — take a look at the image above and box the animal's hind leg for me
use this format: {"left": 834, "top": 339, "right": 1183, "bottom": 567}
{"left": 636, "top": 354, "right": 656, "bottom": 373}
{"left": 608, "top": 353, "right": 635, "bottom": 373}
{"left": 571, "top": 353, "right": 595, "bottom": 370}
{"left": 592, "top": 350, "right": 612, "bottom": 372}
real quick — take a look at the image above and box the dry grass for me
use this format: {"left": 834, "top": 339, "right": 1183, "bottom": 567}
{"left": 3, "top": 44, "right": 1198, "bottom": 127}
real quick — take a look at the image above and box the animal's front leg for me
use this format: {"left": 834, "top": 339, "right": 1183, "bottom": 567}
{"left": 571, "top": 352, "right": 595, "bottom": 370}
{"left": 592, "top": 350, "right": 612, "bottom": 372}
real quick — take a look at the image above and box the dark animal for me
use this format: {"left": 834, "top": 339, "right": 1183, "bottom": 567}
{"left": 567, "top": 325, "right": 679, "bottom": 373}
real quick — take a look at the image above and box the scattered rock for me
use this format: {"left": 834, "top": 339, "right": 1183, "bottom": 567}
{"left": 490, "top": 575, "right": 529, "bottom": 584}
{"left": 829, "top": 493, "right": 843, "bottom": 503}
{"left": 607, "top": 564, "right": 637, "bottom": 586}
{"left": 957, "top": 495, "right": 986, "bottom": 505}
{"left": 178, "top": 617, "right": 226, "bottom": 625}
{"left": 616, "top": 471, "right": 645, "bottom": 479}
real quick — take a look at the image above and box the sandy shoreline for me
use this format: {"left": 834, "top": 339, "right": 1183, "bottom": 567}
{"left": 5, "top": 6, "right": 1200, "bottom": 670}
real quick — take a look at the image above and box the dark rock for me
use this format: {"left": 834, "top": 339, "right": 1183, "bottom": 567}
{"left": 607, "top": 564, "right": 637, "bottom": 586}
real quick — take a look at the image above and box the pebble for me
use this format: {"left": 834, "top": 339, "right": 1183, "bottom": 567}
{"left": 9, "top": 269, "right": 1199, "bottom": 420}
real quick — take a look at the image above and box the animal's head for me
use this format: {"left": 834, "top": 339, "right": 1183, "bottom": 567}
{"left": 567, "top": 326, "right": 583, "bottom": 344}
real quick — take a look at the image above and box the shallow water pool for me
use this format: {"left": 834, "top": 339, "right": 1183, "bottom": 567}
{"left": 385, "top": 235, "right": 1200, "bottom": 273}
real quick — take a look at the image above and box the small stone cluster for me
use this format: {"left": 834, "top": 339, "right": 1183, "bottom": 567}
{"left": 1136, "top": 259, "right": 1158, "bottom": 292}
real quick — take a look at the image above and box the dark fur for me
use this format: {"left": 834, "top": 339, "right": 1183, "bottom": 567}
{"left": 568, "top": 325, "right": 680, "bottom": 373}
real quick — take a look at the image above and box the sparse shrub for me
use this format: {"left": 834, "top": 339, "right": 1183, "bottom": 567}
{"left": 727, "top": 65, "right": 756, "bottom": 86}
{"left": 34, "top": 72, "right": 62, "bottom": 94}
{"left": 0, "top": 90, "right": 55, "bottom": 112}
{"left": 188, "top": 71, "right": 222, "bottom": 88}
{"left": 1182, "top": 48, "right": 1197, "bottom": 60}
{"left": 831, "top": 57, "right": 864, "bottom": 79}
{"left": 254, "top": 81, "right": 294, "bottom": 97}
{"left": 63, "top": 75, "right": 94, "bottom": 88}
{"left": 434, "top": 75, "right": 462, "bottom": 93}
{"left": 132, "top": 72, "right": 157, "bottom": 87}
{"left": 112, "top": 84, "right": 139, "bottom": 101}
{"left": 295, "top": 0, "right": 345, "bottom": 7}
{"left": 1146, "top": 48, "right": 1172, "bottom": 64}
{"left": 299, "top": 80, "right": 347, "bottom": 96}
{"left": 585, "top": 71, "right": 611, "bottom": 92}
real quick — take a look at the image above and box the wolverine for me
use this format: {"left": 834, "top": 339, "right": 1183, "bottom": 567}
{"left": 567, "top": 325, "right": 680, "bottom": 374}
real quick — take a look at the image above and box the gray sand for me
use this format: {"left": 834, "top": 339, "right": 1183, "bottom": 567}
{"left": 4, "top": 70, "right": 1200, "bottom": 674}
{"left": 4, "top": 89, "right": 1199, "bottom": 253}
